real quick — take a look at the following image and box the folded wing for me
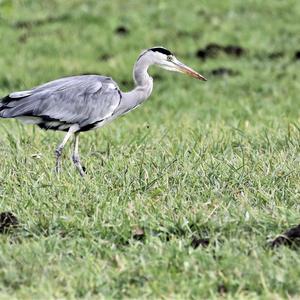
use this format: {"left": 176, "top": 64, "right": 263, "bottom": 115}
{"left": 0, "top": 75, "right": 122, "bottom": 130}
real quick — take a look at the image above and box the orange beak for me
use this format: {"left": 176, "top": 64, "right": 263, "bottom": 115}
{"left": 174, "top": 59, "right": 207, "bottom": 81}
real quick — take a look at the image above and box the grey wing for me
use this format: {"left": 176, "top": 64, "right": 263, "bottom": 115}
{"left": 0, "top": 75, "right": 122, "bottom": 130}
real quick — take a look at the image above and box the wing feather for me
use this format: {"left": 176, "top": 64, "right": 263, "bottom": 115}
{"left": 0, "top": 75, "right": 121, "bottom": 127}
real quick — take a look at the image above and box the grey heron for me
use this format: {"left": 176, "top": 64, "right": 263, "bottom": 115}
{"left": 0, "top": 47, "right": 206, "bottom": 176}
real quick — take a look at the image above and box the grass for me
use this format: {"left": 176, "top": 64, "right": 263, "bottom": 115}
{"left": 0, "top": 0, "right": 300, "bottom": 298}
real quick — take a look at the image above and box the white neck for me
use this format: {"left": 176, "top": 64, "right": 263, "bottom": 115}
{"left": 117, "top": 54, "right": 154, "bottom": 115}
{"left": 133, "top": 54, "right": 152, "bottom": 86}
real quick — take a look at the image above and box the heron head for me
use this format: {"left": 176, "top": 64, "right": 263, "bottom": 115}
{"left": 148, "top": 47, "right": 207, "bottom": 81}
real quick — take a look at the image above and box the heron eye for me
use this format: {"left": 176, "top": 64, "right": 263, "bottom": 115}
{"left": 167, "top": 55, "right": 173, "bottom": 61}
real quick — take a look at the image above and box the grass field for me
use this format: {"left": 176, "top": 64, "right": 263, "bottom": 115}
{"left": 0, "top": 0, "right": 300, "bottom": 298}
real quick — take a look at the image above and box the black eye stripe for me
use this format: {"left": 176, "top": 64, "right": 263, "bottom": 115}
{"left": 150, "top": 47, "right": 173, "bottom": 56}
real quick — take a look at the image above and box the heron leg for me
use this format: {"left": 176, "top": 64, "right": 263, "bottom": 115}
{"left": 72, "top": 132, "right": 86, "bottom": 177}
{"left": 55, "top": 125, "right": 78, "bottom": 173}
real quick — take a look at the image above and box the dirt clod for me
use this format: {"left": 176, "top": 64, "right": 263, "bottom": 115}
{"left": 14, "top": 14, "right": 70, "bottom": 29}
{"left": 294, "top": 51, "right": 300, "bottom": 60}
{"left": 224, "top": 45, "right": 244, "bottom": 57}
{"left": 196, "top": 43, "right": 245, "bottom": 60}
{"left": 115, "top": 26, "right": 129, "bottom": 35}
{"left": 206, "top": 43, "right": 223, "bottom": 56}
{"left": 268, "top": 52, "right": 284, "bottom": 60}
{"left": 0, "top": 212, "right": 19, "bottom": 233}
{"left": 210, "top": 67, "right": 238, "bottom": 77}
{"left": 132, "top": 227, "right": 145, "bottom": 241}
{"left": 218, "top": 284, "right": 228, "bottom": 294}
{"left": 191, "top": 237, "right": 210, "bottom": 249}
{"left": 269, "top": 224, "right": 300, "bottom": 248}
{"left": 99, "top": 54, "right": 112, "bottom": 61}
{"left": 195, "top": 49, "right": 208, "bottom": 59}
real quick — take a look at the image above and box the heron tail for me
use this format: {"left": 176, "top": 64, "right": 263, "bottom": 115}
{"left": 0, "top": 95, "right": 14, "bottom": 118}
{"left": 0, "top": 91, "right": 33, "bottom": 118}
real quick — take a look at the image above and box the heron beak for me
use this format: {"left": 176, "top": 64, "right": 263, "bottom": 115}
{"left": 173, "top": 59, "right": 207, "bottom": 81}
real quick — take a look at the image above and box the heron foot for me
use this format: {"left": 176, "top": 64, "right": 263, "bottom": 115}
{"left": 55, "top": 147, "right": 63, "bottom": 173}
{"left": 72, "top": 154, "right": 86, "bottom": 177}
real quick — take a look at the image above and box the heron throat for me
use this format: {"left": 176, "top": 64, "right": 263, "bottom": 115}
{"left": 116, "top": 55, "right": 153, "bottom": 116}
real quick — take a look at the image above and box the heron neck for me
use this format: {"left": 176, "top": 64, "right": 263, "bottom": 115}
{"left": 118, "top": 56, "right": 153, "bottom": 115}
{"left": 133, "top": 56, "right": 152, "bottom": 86}
{"left": 131, "top": 57, "right": 153, "bottom": 101}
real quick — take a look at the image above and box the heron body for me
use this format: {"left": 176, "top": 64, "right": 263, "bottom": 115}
{"left": 0, "top": 47, "right": 206, "bottom": 176}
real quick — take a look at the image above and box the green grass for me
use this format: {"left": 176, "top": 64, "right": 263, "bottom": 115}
{"left": 0, "top": 0, "right": 300, "bottom": 298}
